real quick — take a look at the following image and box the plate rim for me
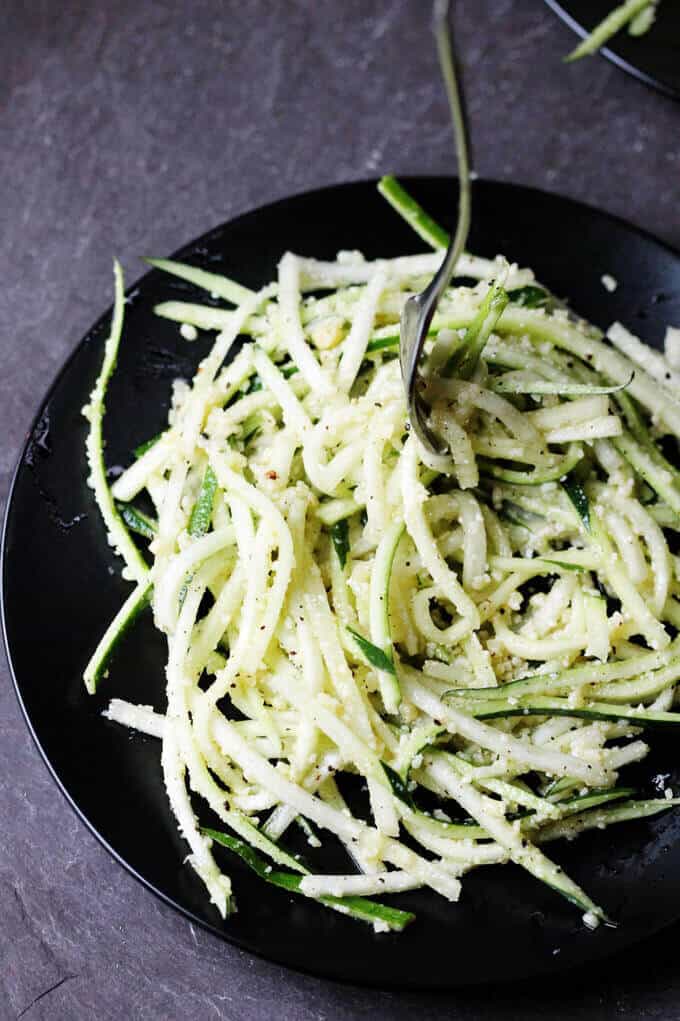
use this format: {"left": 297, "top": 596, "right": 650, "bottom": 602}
{"left": 544, "top": 0, "right": 680, "bottom": 101}
{"left": 3, "top": 175, "right": 680, "bottom": 989}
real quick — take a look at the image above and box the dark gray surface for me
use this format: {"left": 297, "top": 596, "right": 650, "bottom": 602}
{"left": 1, "top": 1, "right": 680, "bottom": 1018}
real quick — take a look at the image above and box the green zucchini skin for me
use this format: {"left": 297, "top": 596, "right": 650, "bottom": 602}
{"left": 204, "top": 827, "right": 415, "bottom": 931}
{"left": 330, "top": 519, "right": 350, "bottom": 568}
{"left": 84, "top": 580, "right": 152, "bottom": 694}
{"left": 347, "top": 627, "right": 396, "bottom": 675}
{"left": 188, "top": 465, "right": 219, "bottom": 538}
{"left": 479, "top": 443, "right": 584, "bottom": 485}
{"left": 117, "top": 503, "right": 157, "bottom": 540}
{"left": 473, "top": 698, "right": 680, "bottom": 728}
{"left": 377, "top": 175, "right": 448, "bottom": 250}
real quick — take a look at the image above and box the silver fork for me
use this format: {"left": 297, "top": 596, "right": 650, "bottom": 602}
{"left": 399, "top": 0, "right": 472, "bottom": 455}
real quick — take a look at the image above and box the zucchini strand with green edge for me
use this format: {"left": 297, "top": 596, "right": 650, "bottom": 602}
{"left": 82, "top": 260, "right": 148, "bottom": 582}
{"left": 204, "top": 828, "right": 415, "bottom": 931}
{"left": 330, "top": 518, "right": 350, "bottom": 568}
{"left": 470, "top": 696, "right": 680, "bottom": 728}
{"left": 507, "top": 285, "right": 550, "bottom": 308}
{"left": 117, "top": 503, "right": 157, "bottom": 540}
{"left": 153, "top": 300, "right": 234, "bottom": 332}
{"left": 134, "top": 432, "right": 164, "bottom": 458}
{"left": 538, "top": 799, "right": 680, "bottom": 844}
{"left": 613, "top": 432, "right": 680, "bottom": 519}
{"left": 377, "top": 175, "right": 449, "bottom": 250}
{"left": 443, "top": 642, "right": 680, "bottom": 702}
{"left": 479, "top": 443, "right": 583, "bottom": 485}
{"left": 562, "top": 477, "right": 591, "bottom": 531}
{"left": 369, "top": 521, "right": 405, "bottom": 713}
{"left": 145, "top": 257, "right": 253, "bottom": 305}
{"left": 446, "top": 279, "right": 509, "bottom": 380}
{"left": 189, "top": 465, "right": 219, "bottom": 538}
{"left": 83, "top": 579, "right": 152, "bottom": 694}
{"left": 613, "top": 391, "right": 680, "bottom": 494}
{"left": 565, "top": 0, "right": 655, "bottom": 62}
{"left": 492, "top": 377, "right": 630, "bottom": 397}
{"left": 365, "top": 332, "right": 400, "bottom": 354}
{"left": 347, "top": 627, "right": 396, "bottom": 676}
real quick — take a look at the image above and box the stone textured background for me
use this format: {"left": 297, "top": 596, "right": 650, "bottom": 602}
{"left": 1, "top": 1, "right": 679, "bottom": 1018}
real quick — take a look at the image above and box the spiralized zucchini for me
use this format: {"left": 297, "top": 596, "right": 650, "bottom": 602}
{"left": 86, "top": 179, "right": 680, "bottom": 932}
{"left": 565, "top": 0, "right": 660, "bottom": 62}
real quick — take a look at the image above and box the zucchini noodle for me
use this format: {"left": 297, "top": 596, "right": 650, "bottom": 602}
{"left": 86, "top": 179, "right": 680, "bottom": 933}
{"left": 565, "top": 1, "right": 660, "bottom": 62}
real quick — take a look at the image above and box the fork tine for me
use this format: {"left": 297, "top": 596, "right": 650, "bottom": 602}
{"left": 399, "top": 0, "right": 473, "bottom": 455}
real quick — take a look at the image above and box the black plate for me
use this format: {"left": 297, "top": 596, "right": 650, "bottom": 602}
{"left": 4, "top": 178, "right": 680, "bottom": 988}
{"left": 545, "top": 0, "right": 680, "bottom": 100}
